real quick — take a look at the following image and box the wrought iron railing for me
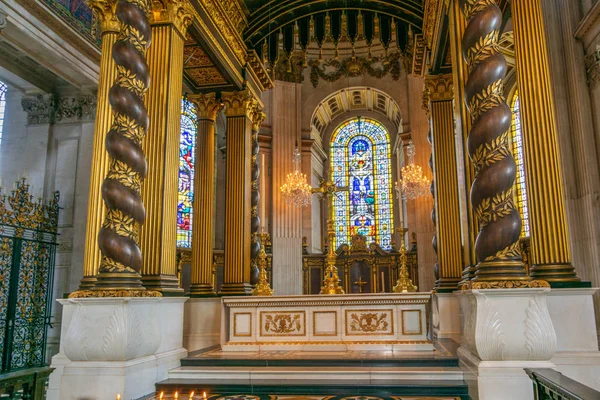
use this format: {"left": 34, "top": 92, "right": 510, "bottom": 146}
{"left": 0, "top": 179, "right": 59, "bottom": 374}
{"left": 0, "top": 366, "right": 53, "bottom": 399}
{"left": 525, "top": 368, "right": 600, "bottom": 400}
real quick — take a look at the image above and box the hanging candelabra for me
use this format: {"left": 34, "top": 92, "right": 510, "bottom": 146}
{"left": 280, "top": 146, "right": 312, "bottom": 207}
{"left": 395, "top": 140, "right": 430, "bottom": 200}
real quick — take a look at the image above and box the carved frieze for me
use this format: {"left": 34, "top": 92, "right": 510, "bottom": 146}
{"left": 21, "top": 93, "right": 97, "bottom": 125}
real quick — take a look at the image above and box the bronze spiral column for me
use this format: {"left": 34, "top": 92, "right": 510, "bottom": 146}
{"left": 459, "top": 0, "right": 546, "bottom": 288}
{"left": 250, "top": 106, "right": 266, "bottom": 286}
{"left": 93, "top": 0, "right": 155, "bottom": 292}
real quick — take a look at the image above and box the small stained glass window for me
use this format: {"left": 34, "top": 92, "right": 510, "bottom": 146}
{"left": 0, "top": 81, "right": 7, "bottom": 146}
{"left": 177, "top": 99, "right": 197, "bottom": 248}
{"left": 330, "top": 117, "right": 394, "bottom": 250}
{"left": 510, "top": 90, "right": 530, "bottom": 237}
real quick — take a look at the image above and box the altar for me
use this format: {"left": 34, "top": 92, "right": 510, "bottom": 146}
{"left": 221, "top": 293, "right": 433, "bottom": 352}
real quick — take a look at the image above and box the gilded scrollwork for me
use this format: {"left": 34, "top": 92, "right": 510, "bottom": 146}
{"left": 261, "top": 312, "right": 305, "bottom": 335}
{"left": 349, "top": 312, "right": 389, "bottom": 333}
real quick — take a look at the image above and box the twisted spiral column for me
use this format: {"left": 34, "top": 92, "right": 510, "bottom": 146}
{"left": 94, "top": 0, "right": 153, "bottom": 290}
{"left": 460, "top": 0, "right": 545, "bottom": 288}
{"left": 250, "top": 106, "right": 266, "bottom": 286}
{"left": 79, "top": 0, "right": 119, "bottom": 289}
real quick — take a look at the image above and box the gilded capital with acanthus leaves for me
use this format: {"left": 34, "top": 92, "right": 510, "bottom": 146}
{"left": 187, "top": 92, "right": 223, "bottom": 121}
{"left": 150, "top": 0, "right": 193, "bottom": 37}
{"left": 250, "top": 105, "right": 266, "bottom": 131}
{"left": 221, "top": 89, "right": 258, "bottom": 118}
{"left": 422, "top": 73, "right": 454, "bottom": 114}
{"left": 87, "top": 0, "right": 119, "bottom": 34}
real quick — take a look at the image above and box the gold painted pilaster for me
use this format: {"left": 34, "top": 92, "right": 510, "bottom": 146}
{"left": 187, "top": 93, "right": 222, "bottom": 296}
{"left": 424, "top": 75, "right": 463, "bottom": 292}
{"left": 448, "top": 0, "right": 477, "bottom": 284}
{"left": 512, "top": 0, "right": 579, "bottom": 283}
{"left": 220, "top": 90, "right": 256, "bottom": 295}
{"left": 139, "top": 0, "right": 192, "bottom": 293}
{"left": 79, "top": 0, "right": 119, "bottom": 289}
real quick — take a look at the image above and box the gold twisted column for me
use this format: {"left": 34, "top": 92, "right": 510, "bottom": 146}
{"left": 79, "top": 0, "right": 119, "bottom": 289}
{"left": 449, "top": 0, "right": 477, "bottom": 284}
{"left": 424, "top": 74, "right": 463, "bottom": 292}
{"left": 511, "top": 0, "right": 580, "bottom": 284}
{"left": 138, "top": 0, "right": 191, "bottom": 294}
{"left": 187, "top": 93, "right": 222, "bottom": 296}
{"left": 250, "top": 106, "right": 266, "bottom": 285}
{"left": 220, "top": 90, "right": 257, "bottom": 295}
{"left": 459, "top": 0, "right": 547, "bottom": 289}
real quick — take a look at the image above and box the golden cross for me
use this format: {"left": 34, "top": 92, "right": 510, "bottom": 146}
{"left": 312, "top": 178, "right": 349, "bottom": 221}
{"left": 354, "top": 276, "right": 367, "bottom": 293}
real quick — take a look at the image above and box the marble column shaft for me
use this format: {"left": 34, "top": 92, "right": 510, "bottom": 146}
{"left": 512, "top": 0, "right": 579, "bottom": 283}
{"left": 79, "top": 0, "right": 119, "bottom": 289}
{"left": 220, "top": 90, "right": 255, "bottom": 295}
{"left": 448, "top": 0, "right": 477, "bottom": 283}
{"left": 188, "top": 93, "right": 222, "bottom": 296}
{"left": 139, "top": 0, "right": 191, "bottom": 293}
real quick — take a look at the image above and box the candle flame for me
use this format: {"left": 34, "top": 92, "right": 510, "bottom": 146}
{"left": 175, "top": 392, "right": 179, "bottom": 399}
{"left": 203, "top": 392, "right": 207, "bottom": 399}
{"left": 117, "top": 394, "right": 121, "bottom": 400}
{"left": 159, "top": 392, "right": 164, "bottom": 400}
{"left": 189, "top": 391, "right": 195, "bottom": 399}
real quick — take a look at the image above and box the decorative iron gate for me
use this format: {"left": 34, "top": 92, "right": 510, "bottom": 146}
{"left": 0, "top": 179, "right": 59, "bottom": 373}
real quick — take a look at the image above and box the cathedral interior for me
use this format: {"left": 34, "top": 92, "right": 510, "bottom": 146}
{"left": 0, "top": 0, "right": 600, "bottom": 399}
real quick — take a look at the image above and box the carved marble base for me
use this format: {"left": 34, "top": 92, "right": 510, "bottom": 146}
{"left": 222, "top": 293, "right": 433, "bottom": 352}
{"left": 432, "top": 292, "right": 460, "bottom": 342}
{"left": 47, "top": 297, "right": 187, "bottom": 400}
{"left": 456, "top": 288, "right": 557, "bottom": 400}
{"left": 548, "top": 288, "right": 600, "bottom": 390}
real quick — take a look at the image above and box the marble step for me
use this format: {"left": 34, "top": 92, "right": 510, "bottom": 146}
{"left": 167, "top": 365, "right": 464, "bottom": 383}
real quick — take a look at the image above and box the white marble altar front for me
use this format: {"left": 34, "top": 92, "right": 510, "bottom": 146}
{"left": 221, "top": 293, "right": 433, "bottom": 352}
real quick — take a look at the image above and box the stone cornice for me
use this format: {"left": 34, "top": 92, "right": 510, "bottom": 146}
{"left": 21, "top": 93, "right": 97, "bottom": 125}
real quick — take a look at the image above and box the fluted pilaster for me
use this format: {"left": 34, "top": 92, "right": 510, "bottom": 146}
{"left": 188, "top": 93, "right": 222, "bottom": 296}
{"left": 424, "top": 74, "right": 463, "bottom": 291}
{"left": 220, "top": 90, "right": 256, "bottom": 295}
{"left": 512, "top": 0, "right": 579, "bottom": 284}
{"left": 139, "top": 0, "right": 192, "bottom": 293}
{"left": 79, "top": 0, "right": 119, "bottom": 289}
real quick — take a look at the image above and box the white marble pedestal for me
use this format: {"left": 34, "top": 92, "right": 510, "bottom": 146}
{"left": 47, "top": 297, "right": 187, "bottom": 400}
{"left": 456, "top": 288, "right": 557, "bottom": 400}
{"left": 183, "top": 297, "right": 221, "bottom": 352}
{"left": 222, "top": 293, "right": 433, "bottom": 352}
{"left": 432, "top": 292, "right": 460, "bottom": 342}
{"left": 547, "top": 288, "right": 600, "bottom": 391}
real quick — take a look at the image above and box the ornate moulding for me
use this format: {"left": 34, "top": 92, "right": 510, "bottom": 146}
{"left": 21, "top": 93, "right": 97, "bottom": 125}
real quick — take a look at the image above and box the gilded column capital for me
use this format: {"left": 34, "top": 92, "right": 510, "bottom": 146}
{"left": 150, "top": 0, "right": 193, "bottom": 37}
{"left": 87, "top": 0, "right": 119, "bottom": 34}
{"left": 188, "top": 92, "right": 223, "bottom": 121}
{"left": 222, "top": 89, "right": 256, "bottom": 118}
{"left": 422, "top": 73, "right": 453, "bottom": 113}
{"left": 250, "top": 104, "right": 266, "bottom": 131}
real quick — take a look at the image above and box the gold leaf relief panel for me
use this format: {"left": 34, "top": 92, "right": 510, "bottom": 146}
{"left": 185, "top": 67, "right": 228, "bottom": 86}
{"left": 260, "top": 311, "right": 306, "bottom": 336}
{"left": 344, "top": 309, "right": 394, "bottom": 336}
{"left": 184, "top": 46, "right": 213, "bottom": 68}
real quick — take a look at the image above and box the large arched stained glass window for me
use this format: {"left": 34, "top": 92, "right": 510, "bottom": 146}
{"left": 510, "top": 90, "right": 530, "bottom": 237}
{"left": 331, "top": 117, "right": 394, "bottom": 250}
{"left": 177, "top": 99, "right": 197, "bottom": 248}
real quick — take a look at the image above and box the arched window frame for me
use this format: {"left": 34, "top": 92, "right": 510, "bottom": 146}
{"left": 330, "top": 117, "right": 394, "bottom": 250}
{"left": 510, "top": 89, "right": 530, "bottom": 237}
{"left": 177, "top": 99, "right": 197, "bottom": 248}
{"left": 0, "top": 81, "right": 7, "bottom": 147}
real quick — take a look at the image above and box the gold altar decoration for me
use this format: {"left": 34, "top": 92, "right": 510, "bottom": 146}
{"left": 395, "top": 140, "right": 430, "bottom": 200}
{"left": 312, "top": 178, "right": 347, "bottom": 295}
{"left": 280, "top": 147, "right": 312, "bottom": 208}
{"left": 252, "top": 234, "right": 274, "bottom": 296}
{"left": 393, "top": 229, "right": 417, "bottom": 293}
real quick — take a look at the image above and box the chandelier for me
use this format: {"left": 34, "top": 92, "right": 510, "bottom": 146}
{"left": 395, "top": 140, "right": 430, "bottom": 200}
{"left": 280, "top": 147, "right": 312, "bottom": 207}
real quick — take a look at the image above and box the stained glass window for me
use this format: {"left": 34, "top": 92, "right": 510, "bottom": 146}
{"left": 331, "top": 117, "right": 394, "bottom": 250}
{"left": 177, "top": 99, "right": 197, "bottom": 248}
{"left": 510, "top": 90, "right": 530, "bottom": 237}
{"left": 0, "top": 81, "right": 6, "bottom": 147}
